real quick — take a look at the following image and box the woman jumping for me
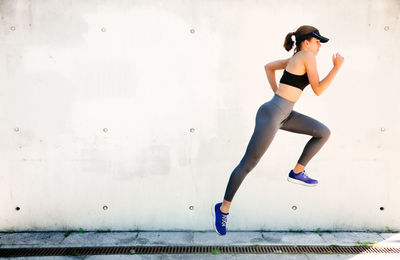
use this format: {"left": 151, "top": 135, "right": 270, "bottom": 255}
{"left": 212, "top": 25, "right": 344, "bottom": 235}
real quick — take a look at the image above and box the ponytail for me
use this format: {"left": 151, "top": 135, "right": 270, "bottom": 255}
{"left": 283, "top": 32, "right": 295, "bottom": 51}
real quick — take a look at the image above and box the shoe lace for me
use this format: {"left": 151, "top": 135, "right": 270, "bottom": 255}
{"left": 221, "top": 214, "right": 228, "bottom": 227}
{"left": 302, "top": 171, "right": 309, "bottom": 179}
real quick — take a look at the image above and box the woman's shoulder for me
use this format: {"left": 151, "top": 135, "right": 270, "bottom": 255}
{"left": 286, "top": 51, "right": 314, "bottom": 73}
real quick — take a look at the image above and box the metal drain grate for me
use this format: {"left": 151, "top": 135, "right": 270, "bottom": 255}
{"left": 1, "top": 245, "right": 400, "bottom": 257}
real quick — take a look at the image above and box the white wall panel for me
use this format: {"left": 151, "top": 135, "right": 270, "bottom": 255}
{"left": 0, "top": 0, "right": 399, "bottom": 231}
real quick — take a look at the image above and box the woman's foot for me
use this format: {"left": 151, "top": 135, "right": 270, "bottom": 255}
{"left": 212, "top": 202, "right": 229, "bottom": 235}
{"left": 287, "top": 170, "right": 318, "bottom": 186}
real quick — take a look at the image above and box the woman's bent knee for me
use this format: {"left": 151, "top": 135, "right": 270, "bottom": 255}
{"left": 322, "top": 126, "right": 331, "bottom": 139}
{"left": 315, "top": 125, "right": 330, "bottom": 139}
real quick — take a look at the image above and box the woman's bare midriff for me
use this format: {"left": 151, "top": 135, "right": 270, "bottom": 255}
{"left": 275, "top": 83, "right": 303, "bottom": 102}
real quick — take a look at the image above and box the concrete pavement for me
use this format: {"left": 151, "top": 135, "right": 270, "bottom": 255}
{"left": 1, "top": 231, "right": 400, "bottom": 259}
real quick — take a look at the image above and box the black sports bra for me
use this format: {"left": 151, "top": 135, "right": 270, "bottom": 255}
{"left": 279, "top": 69, "right": 309, "bottom": 91}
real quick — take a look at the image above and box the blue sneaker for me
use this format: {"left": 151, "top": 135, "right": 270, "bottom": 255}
{"left": 212, "top": 202, "right": 229, "bottom": 236}
{"left": 287, "top": 170, "right": 318, "bottom": 187}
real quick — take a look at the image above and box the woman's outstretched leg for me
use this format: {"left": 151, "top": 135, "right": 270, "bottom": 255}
{"left": 213, "top": 105, "right": 281, "bottom": 234}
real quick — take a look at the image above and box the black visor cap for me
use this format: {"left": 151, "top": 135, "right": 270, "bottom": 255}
{"left": 297, "top": 30, "right": 329, "bottom": 43}
{"left": 311, "top": 30, "right": 329, "bottom": 43}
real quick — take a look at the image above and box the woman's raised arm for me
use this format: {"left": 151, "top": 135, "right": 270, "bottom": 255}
{"left": 304, "top": 51, "right": 344, "bottom": 96}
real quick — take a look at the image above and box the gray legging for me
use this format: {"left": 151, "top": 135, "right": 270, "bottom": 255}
{"left": 223, "top": 94, "right": 330, "bottom": 202}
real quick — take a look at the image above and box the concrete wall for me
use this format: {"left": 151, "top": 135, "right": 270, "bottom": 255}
{"left": 0, "top": 0, "right": 399, "bottom": 231}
